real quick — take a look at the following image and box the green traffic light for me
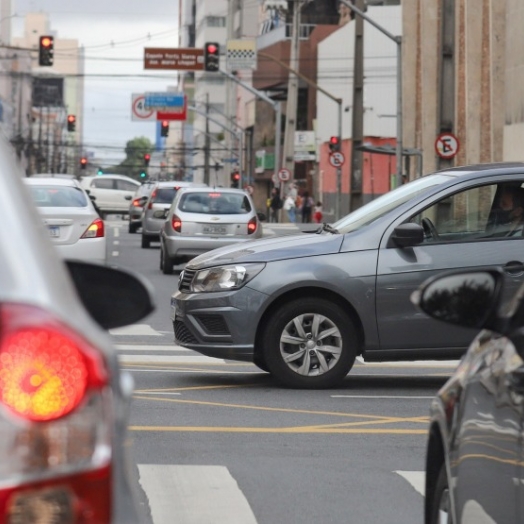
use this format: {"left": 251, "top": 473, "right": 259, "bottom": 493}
{"left": 140, "top": 172, "right": 146, "bottom": 178}
{"left": 97, "top": 169, "right": 103, "bottom": 175}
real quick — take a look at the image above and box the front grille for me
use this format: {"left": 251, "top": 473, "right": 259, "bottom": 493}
{"left": 174, "top": 319, "right": 198, "bottom": 344}
{"left": 178, "top": 269, "right": 197, "bottom": 292}
{"left": 196, "top": 314, "right": 230, "bottom": 335}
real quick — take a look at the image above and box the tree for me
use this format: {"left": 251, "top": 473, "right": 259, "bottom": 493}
{"left": 107, "top": 137, "right": 153, "bottom": 179}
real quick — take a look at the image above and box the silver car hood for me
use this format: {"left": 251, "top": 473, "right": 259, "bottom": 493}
{"left": 187, "top": 232, "right": 344, "bottom": 268}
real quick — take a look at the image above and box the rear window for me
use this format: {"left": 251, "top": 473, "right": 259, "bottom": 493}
{"left": 153, "top": 187, "right": 179, "bottom": 204}
{"left": 29, "top": 186, "right": 89, "bottom": 208}
{"left": 178, "top": 192, "right": 252, "bottom": 215}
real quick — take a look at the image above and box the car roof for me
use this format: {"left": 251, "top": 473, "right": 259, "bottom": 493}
{"left": 24, "top": 177, "right": 82, "bottom": 187}
{"left": 434, "top": 162, "right": 524, "bottom": 178}
{"left": 153, "top": 181, "right": 207, "bottom": 188}
{"left": 81, "top": 174, "right": 140, "bottom": 182}
{"left": 177, "top": 187, "right": 251, "bottom": 195}
{"left": 30, "top": 173, "right": 77, "bottom": 179}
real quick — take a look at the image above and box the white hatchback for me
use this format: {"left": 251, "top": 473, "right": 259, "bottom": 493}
{"left": 24, "top": 177, "right": 107, "bottom": 263}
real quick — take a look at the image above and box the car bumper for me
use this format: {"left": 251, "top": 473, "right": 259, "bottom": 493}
{"left": 142, "top": 217, "right": 164, "bottom": 237}
{"left": 164, "top": 234, "right": 260, "bottom": 259}
{"left": 54, "top": 238, "right": 107, "bottom": 263}
{"left": 170, "top": 284, "right": 268, "bottom": 361}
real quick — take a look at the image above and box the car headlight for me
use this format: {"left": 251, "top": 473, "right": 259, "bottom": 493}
{"left": 190, "top": 263, "right": 265, "bottom": 293}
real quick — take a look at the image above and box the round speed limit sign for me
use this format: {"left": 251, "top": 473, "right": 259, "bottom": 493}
{"left": 131, "top": 94, "right": 156, "bottom": 121}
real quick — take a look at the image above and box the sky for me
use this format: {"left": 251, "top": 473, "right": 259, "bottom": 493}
{"left": 12, "top": 0, "right": 180, "bottom": 164}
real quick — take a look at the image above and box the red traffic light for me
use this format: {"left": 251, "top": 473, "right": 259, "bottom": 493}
{"left": 329, "top": 136, "right": 341, "bottom": 152}
{"left": 206, "top": 44, "right": 218, "bottom": 54}
{"left": 80, "top": 157, "right": 87, "bottom": 165}
{"left": 329, "top": 136, "right": 339, "bottom": 145}
{"left": 41, "top": 36, "right": 52, "bottom": 48}
{"left": 233, "top": 172, "right": 240, "bottom": 181}
{"left": 67, "top": 115, "right": 76, "bottom": 123}
{"left": 144, "top": 154, "right": 151, "bottom": 161}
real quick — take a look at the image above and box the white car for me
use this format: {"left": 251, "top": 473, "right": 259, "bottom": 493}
{"left": 80, "top": 174, "right": 140, "bottom": 217}
{"left": 24, "top": 177, "right": 107, "bottom": 263}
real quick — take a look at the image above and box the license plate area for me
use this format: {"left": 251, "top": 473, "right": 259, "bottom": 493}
{"left": 48, "top": 226, "right": 60, "bottom": 238}
{"left": 202, "top": 225, "right": 226, "bottom": 235}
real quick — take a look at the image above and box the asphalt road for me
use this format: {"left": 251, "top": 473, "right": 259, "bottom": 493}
{"left": 105, "top": 218, "right": 456, "bottom": 524}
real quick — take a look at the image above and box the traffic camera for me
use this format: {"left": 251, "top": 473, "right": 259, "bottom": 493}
{"left": 67, "top": 115, "right": 76, "bottom": 132}
{"left": 38, "top": 36, "right": 54, "bottom": 66}
{"left": 231, "top": 171, "right": 240, "bottom": 189}
{"left": 329, "top": 136, "right": 341, "bottom": 152}
{"left": 204, "top": 42, "right": 220, "bottom": 72}
{"left": 160, "top": 121, "right": 169, "bottom": 137}
{"left": 144, "top": 153, "right": 151, "bottom": 166}
{"left": 80, "top": 157, "right": 87, "bottom": 170}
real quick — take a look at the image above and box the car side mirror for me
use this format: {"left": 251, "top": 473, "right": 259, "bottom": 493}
{"left": 66, "top": 260, "right": 155, "bottom": 330}
{"left": 411, "top": 269, "right": 503, "bottom": 330}
{"left": 257, "top": 212, "right": 267, "bottom": 222}
{"left": 391, "top": 223, "right": 424, "bottom": 247}
{"left": 125, "top": 195, "right": 132, "bottom": 201}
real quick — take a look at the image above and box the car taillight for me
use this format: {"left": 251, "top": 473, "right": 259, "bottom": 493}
{"left": 148, "top": 190, "right": 157, "bottom": 210}
{"left": 132, "top": 198, "right": 142, "bottom": 207}
{"left": 172, "top": 214, "right": 182, "bottom": 232}
{"left": 247, "top": 217, "right": 257, "bottom": 234}
{"left": 0, "top": 304, "right": 112, "bottom": 524}
{"left": 81, "top": 218, "right": 104, "bottom": 239}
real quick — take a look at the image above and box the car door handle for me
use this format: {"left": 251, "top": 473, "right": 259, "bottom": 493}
{"left": 503, "top": 261, "right": 524, "bottom": 275}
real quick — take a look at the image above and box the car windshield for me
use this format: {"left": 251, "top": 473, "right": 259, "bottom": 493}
{"left": 179, "top": 192, "right": 252, "bottom": 214}
{"left": 333, "top": 174, "right": 452, "bottom": 234}
{"left": 29, "top": 186, "right": 88, "bottom": 208}
{"left": 153, "top": 187, "right": 179, "bottom": 204}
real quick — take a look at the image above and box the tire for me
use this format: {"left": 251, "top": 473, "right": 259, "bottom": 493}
{"left": 429, "top": 464, "right": 452, "bottom": 524}
{"left": 128, "top": 223, "right": 137, "bottom": 234}
{"left": 141, "top": 234, "right": 151, "bottom": 249}
{"left": 161, "top": 246, "right": 174, "bottom": 275}
{"left": 253, "top": 354, "right": 270, "bottom": 373}
{"left": 262, "top": 298, "right": 357, "bottom": 389}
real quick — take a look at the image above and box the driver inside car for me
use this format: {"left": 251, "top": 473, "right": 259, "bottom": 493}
{"left": 486, "top": 184, "right": 524, "bottom": 237}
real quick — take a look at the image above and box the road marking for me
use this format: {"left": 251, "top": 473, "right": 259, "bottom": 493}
{"left": 111, "top": 251, "right": 119, "bottom": 257}
{"left": 124, "top": 368, "right": 263, "bottom": 375}
{"left": 114, "top": 227, "right": 120, "bottom": 237}
{"left": 110, "top": 324, "right": 163, "bottom": 336}
{"left": 331, "top": 395, "right": 435, "bottom": 400}
{"left": 138, "top": 465, "right": 257, "bottom": 524}
{"left": 115, "top": 344, "right": 188, "bottom": 351}
{"left": 119, "top": 355, "right": 226, "bottom": 364}
{"left": 395, "top": 471, "right": 425, "bottom": 496}
{"left": 356, "top": 357, "right": 459, "bottom": 368}
{"left": 113, "top": 240, "right": 120, "bottom": 245}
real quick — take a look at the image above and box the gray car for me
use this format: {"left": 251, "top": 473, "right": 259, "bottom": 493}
{"left": 141, "top": 181, "right": 207, "bottom": 248}
{"left": 160, "top": 187, "right": 264, "bottom": 275}
{"left": 0, "top": 139, "right": 154, "bottom": 522}
{"left": 171, "top": 163, "right": 524, "bottom": 388}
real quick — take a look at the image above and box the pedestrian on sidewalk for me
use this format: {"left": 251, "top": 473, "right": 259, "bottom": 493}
{"left": 301, "top": 191, "right": 314, "bottom": 223}
{"left": 269, "top": 188, "right": 282, "bottom": 223}
{"left": 313, "top": 201, "right": 323, "bottom": 224}
{"left": 284, "top": 194, "right": 296, "bottom": 223}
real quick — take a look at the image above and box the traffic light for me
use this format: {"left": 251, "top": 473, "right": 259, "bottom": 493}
{"left": 329, "top": 136, "right": 341, "bottom": 152}
{"left": 144, "top": 153, "right": 151, "bottom": 166}
{"left": 160, "top": 121, "right": 169, "bottom": 137}
{"left": 204, "top": 42, "right": 220, "bottom": 72}
{"left": 139, "top": 171, "right": 147, "bottom": 179}
{"left": 38, "top": 36, "right": 54, "bottom": 66}
{"left": 231, "top": 171, "right": 240, "bottom": 189}
{"left": 80, "top": 157, "right": 87, "bottom": 170}
{"left": 97, "top": 168, "right": 103, "bottom": 175}
{"left": 67, "top": 114, "right": 76, "bottom": 132}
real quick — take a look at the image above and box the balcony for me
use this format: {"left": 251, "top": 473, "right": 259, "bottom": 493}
{"left": 257, "top": 22, "right": 317, "bottom": 51}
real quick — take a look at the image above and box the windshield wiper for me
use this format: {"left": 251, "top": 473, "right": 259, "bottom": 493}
{"left": 318, "top": 223, "right": 339, "bottom": 234}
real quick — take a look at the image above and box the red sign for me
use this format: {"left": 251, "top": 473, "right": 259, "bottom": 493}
{"left": 144, "top": 48, "right": 204, "bottom": 71}
{"left": 157, "top": 100, "right": 187, "bottom": 121}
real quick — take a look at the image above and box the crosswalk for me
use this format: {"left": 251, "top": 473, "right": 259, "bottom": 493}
{"left": 113, "top": 323, "right": 431, "bottom": 523}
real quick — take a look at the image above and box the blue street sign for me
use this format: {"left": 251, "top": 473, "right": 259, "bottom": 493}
{"left": 222, "top": 157, "right": 238, "bottom": 163}
{"left": 145, "top": 92, "right": 185, "bottom": 109}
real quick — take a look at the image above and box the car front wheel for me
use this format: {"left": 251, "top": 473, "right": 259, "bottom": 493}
{"left": 429, "top": 464, "right": 452, "bottom": 524}
{"left": 262, "top": 298, "right": 357, "bottom": 389}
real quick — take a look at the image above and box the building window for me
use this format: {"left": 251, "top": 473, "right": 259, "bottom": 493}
{"left": 206, "top": 16, "right": 226, "bottom": 27}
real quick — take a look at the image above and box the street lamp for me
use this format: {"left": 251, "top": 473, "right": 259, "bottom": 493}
{"left": 339, "top": 0, "right": 403, "bottom": 189}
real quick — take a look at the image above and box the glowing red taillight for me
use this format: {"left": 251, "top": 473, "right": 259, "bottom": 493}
{"left": 148, "top": 189, "right": 157, "bottom": 210}
{"left": 172, "top": 214, "right": 182, "bottom": 232}
{"left": 132, "top": 198, "right": 142, "bottom": 207}
{"left": 81, "top": 218, "right": 104, "bottom": 239}
{"left": 247, "top": 217, "right": 257, "bottom": 234}
{"left": 0, "top": 305, "right": 107, "bottom": 422}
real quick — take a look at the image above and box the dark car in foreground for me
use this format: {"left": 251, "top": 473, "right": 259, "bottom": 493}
{"left": 171, "top": 162, "right": 524, "bottom": 389}
{"left": 413, "top": 268, "right": 524, "bottom": 524}
{"left": 0, "top": 140, "right": 154, "bottom": 523}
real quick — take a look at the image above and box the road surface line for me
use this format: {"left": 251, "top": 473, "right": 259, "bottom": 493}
{"left": 331, "top": 395, "right": 435, "bottom": 399}
{"left": 113, "top": 227, "right": 119, "bottom": 237}
{"left": 114, "top": 344, "right": 189, "bottom": 351}
{"left": 119, "top": 355, "right": 226, "bottom": 364}
{"left": 111, "top": 251, "right": 119, "bottom": 257}
{"left": 395, "top": 471, "right": 426, "bottom": 496}
{"left": 110, "top": 324, "right": 163, "bottom": 336}
{"left": 138, "top": 465, "right": 257, "bottom": 524}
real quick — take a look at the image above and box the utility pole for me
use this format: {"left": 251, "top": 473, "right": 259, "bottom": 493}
{"left": 350, "top": 0, "right": 365, "bottom": 212}
{"left": 225, "top": 0, "right": 236, "bottom": 184}
{"left": 204, "top": 93, "right": 210, "bottom": 185}
{"left": 281, "top": 0, "right": 304, "bottom": 194}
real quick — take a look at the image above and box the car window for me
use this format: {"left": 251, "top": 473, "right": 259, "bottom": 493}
{"left": 333, "top": 174, "right": 452, "bottom": 234}
{"left": 153, "top": 187, "right": 179, "bottom": 204}
{"left": 29, "top": 186, "right": 89, "bottom": 207}
{"left": 179, "top": 192, "right": 252, "bottom": 214}
{"left": 136, "top": 184, "right": 154, "bottom": 197}
{"left": 92, "top": 178, "right": 114, "bottom": 189}
{"left": 117, "top": 180, "right": 139, "bottom": 191}
{"left": 411, "top": 182, "right": 524, "bottom": 242}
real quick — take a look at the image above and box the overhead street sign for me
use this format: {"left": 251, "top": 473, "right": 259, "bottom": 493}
{"left": 226, "top": 39, "right": 257, "bottom": 71}
{"left": 144, "top": 48, "right": 204, "bottom": 71}
{"left": 435, "top": 132, "right": 460, "bottom": 159}
{"left": 145, "top": 92, "right": 185, "bottom": 110}
{"left": 131, "top": 93, "right": 188, "bottom": 122}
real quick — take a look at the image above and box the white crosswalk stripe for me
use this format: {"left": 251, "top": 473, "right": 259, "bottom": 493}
{"left": 395, "top": 471, "right": 426, "bottom": 497}
{"left": 138, "top": 465, "right": 257, "bottom": 524}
